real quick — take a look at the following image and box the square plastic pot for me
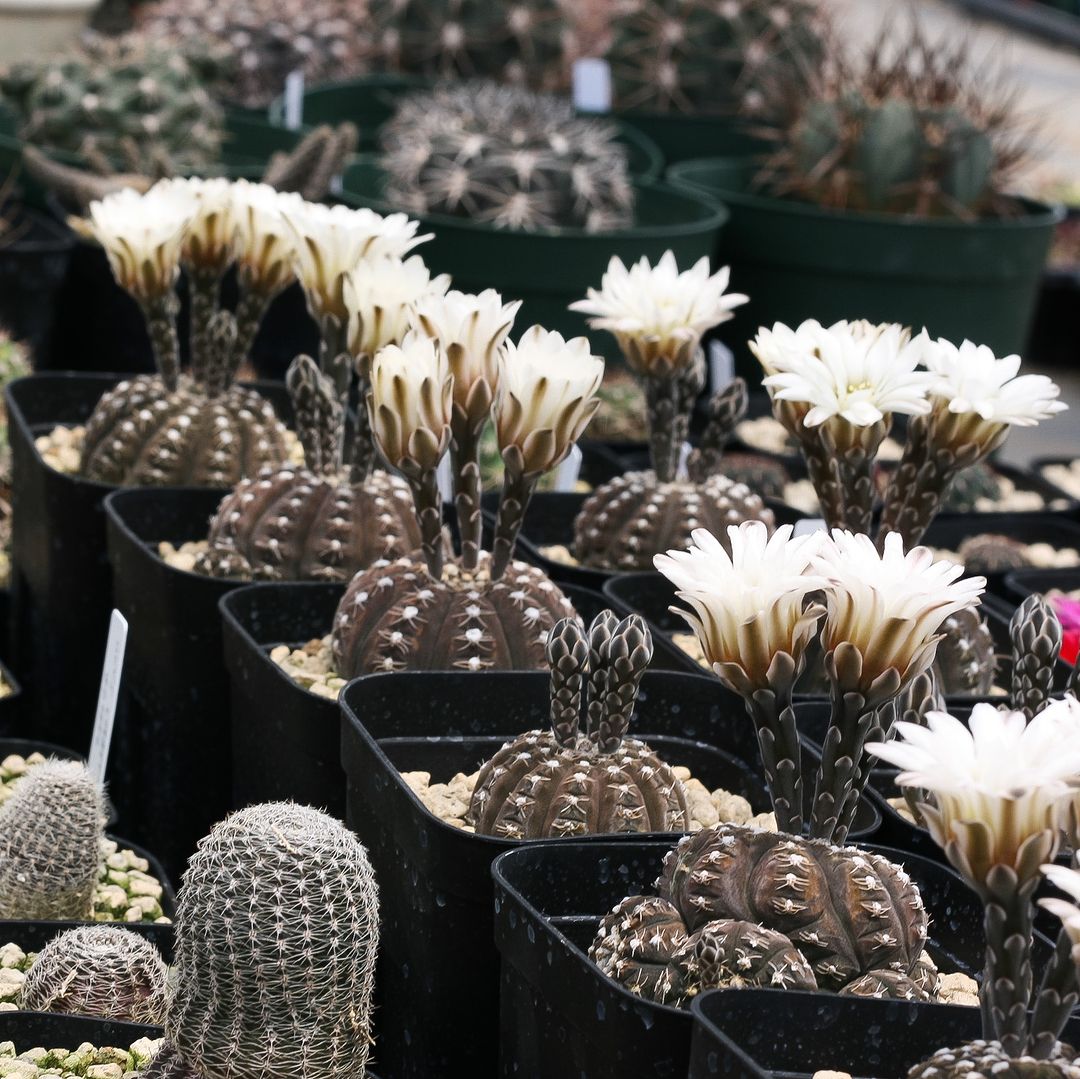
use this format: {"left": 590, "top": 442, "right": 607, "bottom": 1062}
{"left": 339, "top": 668, "right": 877, "bottom": 1079}
{"left": 1004, "top": 566, "right": 1080, "bottom": 606}
{"left": 0, "top": 659, "right": 23, "bottom": 736}
{"left": 0, "top": 1014, "right": 162, "bottom": 1052}
{"left": 219, "top": 579, "right": 615, "bottom": 820}
{"left": 492, "top": 838, "right": 1005, "bottom": 1079}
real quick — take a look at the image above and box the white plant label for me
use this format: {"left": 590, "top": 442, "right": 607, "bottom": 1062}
{"left": 792, "top": 517, "right": 827, "bottom": 537}
{"left": 573, "top": 58, "right": 612, "bottom": 113}
{"left": 436, "top": 455, "right": 454, "bottom": 506}
{"left": 708, "top": 340, "right": 735, "bottom": 393}
{"left": 676, "top": 440, "right": 692, "bottom": 481}
{"left": 554, "top": 445, "right": 583, "bottom": 492}
{"left": 283, "top": 69, "right": 306, "bottom": 131}
{"left": 88, "top": 610, "right": 128, "bottom": 784}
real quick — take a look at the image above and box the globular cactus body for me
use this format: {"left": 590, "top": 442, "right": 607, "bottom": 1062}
{"left": 168, "top": 802, "right": 379, "bottom": 1079}
{"left": 943, "top": 462, "right": 1004, "bottom": 512}
{"left": 0, "top": 760, "right": 104, "bottom": 921}
{"left": 195, "top": 466, "right": 421, "bottom": 580}
{"left": 380, "top": 82, "right": 634, "bottom": 233}
{"left": 331, "top": 552, "right": 575, "bottom": 675}
{"left": 573, "top": 471, "right": 775, "bottom": 571}
{"left": 908, "top": 1042, "right": 1080, "bottom": 1079}
{"left": 957, "top": 533, "right": 1030, "bottom": 575}
{"left": 21, "top": 926, "right": 168, "bottom": 1023}
{"left": 714, "top": 452, "right": 790, "bottom": 500}
{"left": 80, "top": 374, "right": 289, "bottom": 487}
{"left": 932, "top": 607, "right": 996, "bottom": 696}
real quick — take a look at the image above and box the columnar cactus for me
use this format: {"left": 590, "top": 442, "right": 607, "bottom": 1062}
{"left": 932, "top": 607, "right": 996, "bottom": 697}
{"left": 467, "top": 613, "right": 688, "bottom": 837}
{"left": 20, "top": 926, "right": 169, "bottom": 1024}
{"left": 0, "top": 760, "right": 104, "bottom": 921}
{"left": 167, "top": 803, "right": 379, "bottom": 1079}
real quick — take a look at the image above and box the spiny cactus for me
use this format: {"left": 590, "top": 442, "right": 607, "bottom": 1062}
{"left": 379, "top": 82, "right": 634, "bottom": 233}
{"left": 932, "top": 607, "right": 997, "bottom": 696}
{"left": 943, "top": 462, "right": 1004, "bottom": 512}
{"left": 370, "top": 0, "right": 573, "bottom": 91}
{"left": 840, "top": 968, "right": 933, "bottom": 1002}
{"left": 1009, "top": 595, "right": 1063, "bottom": 721}
{"left": 753, "top": 21, "right": 1028, "bottom": 218}
{"left": 907, "top": 1042, "right": 1080, "bottom": 1079}
{"left": 332, "top": 552, "right": 576, "bottom": 675}
{"left": 136, "top": 0, "right": 372, "bottom": 109}
{"left": 167, "top": 803, "right": 379, "bottom": 1079}
{"left": 0, "top": 759, "right": 104, "bottom": 921}
{"left": 957, "top": 533, "right": 1031, "bottom": 575}
{"left": 659, "top": 823, "right": 928, "bottom": 991}
{"left": 713, "top": 451, "right": 791, "bottom": 500}
{"left": 20, "top": 926, "right": 168, "bottom": 1024}
{"left": 0, "top": 35, "right": 223, "bottom": 177}
{"left": 468, "top": 612, "right": 688, "bottom": 837}
{"left": 605, "top": 0, "right": 821, "bottom": 116}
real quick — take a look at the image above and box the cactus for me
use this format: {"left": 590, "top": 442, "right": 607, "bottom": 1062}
{"left": 20, "top": 926, "right": 168, "bottom": 1023}
{"left": 0, "top": 35, "right": 224, "bottom": 178}
{"left": 573, "top": 470, "right": 775, "bottom": 571}
{"left": 468, "top": 612, "right": 689, "bottom": 837}
{"left": 943, "top": 462, "right": 1004, "bottom": 512}
{"left": 932, "top": 607, "right": 997, "bottom": 696}
{"left": 907, "top": 1042, "right": 1080, "bottom": 1079}
{"left": 167, "top": 803, "right": 379, "bottom": 1079}
{"left": 957, "top": 533, "right": 1031, "bottom": 575}
{"left": 659, "top": 823, "right": 928, "bottom": 991}
{"left": 370, "top": 0, "right": 572, "bottom": 91}
{"left": 586, "top": 372, "right": 650, "bottom": 443}
{"left": 754, "top": 22, "right": 1026, "bottom": 219}
{"left": 379, "top": 82, "right": 634, "bottom": 233}
{"left": 135, "top": 0, "right": 371, "bottom": 109}
{"left": 0, "top": 760, "right": 104, "bottom": 921}
{"left": 839, "top": 968, "right": 933, "bottom": 1002}
{"left": 605, "top": 0, "right": 821, "bottom": 116}
{"left": 714, "top": 452, "right": 791, "bottom": 500}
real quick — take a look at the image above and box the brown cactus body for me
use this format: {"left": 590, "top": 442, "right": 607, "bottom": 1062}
{"left": 572, "top": 471, "right": 775, "bottom": 571}
{"left": 659, "top": 824, "right": 928, "bottom": 991}
{"left": 839, "top": 968, "right": 933, "bottom": 1002}
{"left": 331, "top": 552, "right": 575, "bottom": 676}
{"left": 80, "top": 374, "right": 288, "bottom": 487}
{"left": 957, "top": 533, "right": 1031, "bottom": 575}
{"left": 195, "top": 467, "right": 421, "bottom": 580}
{"left": 908, "top": 1042, "right": 1080, "bottom": 1079}
{"left": 933, "top": 607, "right": 997, "bottom": 696}
{"left": 590, "top": 895, "right": 689, "bottom": 1002}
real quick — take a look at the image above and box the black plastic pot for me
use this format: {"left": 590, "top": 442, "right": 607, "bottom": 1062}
{"left": 5, "top": 372, "right": 290, "bottom": 750}
{"left": 1032, "top": 456, "right": 1080, "bottom": 505}
{"left": 0, "top": 202, "right": 74, "bottom": 359}
{"left": 104, "top": 486, "right": 245, "bottom": 880}
{"left": 220, "top": 579, "right": 615, "bottom": 820}
{"left": 339, "top": 668, "right": 877, "bottom": 1079}
{"left": 0, "top": 1013, "right": 162, "bottom": 1051}
{"left": 0, "top": 916, "right": 174, "bottom": 963}
{"left": 492, "top": 839, "right": 987, "bottom": 1079}
{"left": 0, "top": 661, "right": 23, "bottom": 735}
{"left": 1004, "top": 566, "right": 1080, "bottom": 606}
{"left": 1027, "top": 267, "right": 1080, "bottom": 370}
{"left": 688, "top": 991, "right": 1080, "bottom": 1079}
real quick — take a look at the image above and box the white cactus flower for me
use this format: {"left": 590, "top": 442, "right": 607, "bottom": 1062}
{"left": 867, "top": 699, "right": 1080, "bottom": 881}
{"left": 1039, "top": 864, "right": 1080, "bottom": 956}
{"left": 368, "top": 333, "right": 453, "bottom": 470}
{"left": 283, "top": 200, "right": 430, "bottom": 323}
{"left": 152, "top": 176, "right": 237, "bottom": 275}
{"left": 78, "top": 182, "right": 199, "bottom": 302}
{"left": 654, "top": 522, "right": 827, "bottom": 690}
{"left": 229, "top": 180, "right": 305, "bottom": 295}
{"left": 344, "top": 255, "right": 451, "bottom": 365}
{"left": 813, "top": 530, "right": 985, "bottom": 690}
{"left": 493, "top": 326, "right": 604, "bottom": 474}
{"left": 569, "top": 251, "right": 748, "bottom": 378}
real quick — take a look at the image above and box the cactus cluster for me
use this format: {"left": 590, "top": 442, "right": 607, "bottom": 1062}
{"left": 754, "top": 22, "right": 1028, "bottom": 218}
{"left": 20, "top": 926, "right": 168, "bottom": 1024}
{"left": 468, "top": 611, "right": 688, "bottom": 838}
{"left": 0, "top": 35, "right": 224, "bottom": 178}
{"left": 380, "top": 82, "right": 634, "bottom": 233}
{"left": 370, "top": 0, "right": 573, "bottom": 91}
{"left": 165, "top": 802, "right": 379, "bottom": 1079}
{"left": 136, "top": 0, "right": 371, "bottom": 109}
{"left": 574, "top": 379, "right": 775, "bottom": 571}
{"left": 604, "top": 0, "right": 821, "bottom": 115}
{"left": 590, "top": 822, "right": 930, "bottom": 1006}
{"left": 0, "top": 760, "right": 105, "bottom": 922}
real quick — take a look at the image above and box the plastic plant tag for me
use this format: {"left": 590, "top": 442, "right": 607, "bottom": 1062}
{"left": 708, "top": 339, "right": 735, "bottom": 393}
{"left": 436, "top": 455, "right": 454, "bottom": 505}
{"left": 792, "top": 518, "right": 827, "bottom": 537}
{"left": 554, "top": 445, "right": 583, "bottom": 492}
{"left": 88, "top": 610, "right": 128, "bottom": 783}
{"left": 676, "top": 440, "right": 692, "bottom": 481}
{"left": 573, "top": 58, "right": 612, "bottom": 113}
{"left": 283, "top": 69, "right": 306, "bottom": 130}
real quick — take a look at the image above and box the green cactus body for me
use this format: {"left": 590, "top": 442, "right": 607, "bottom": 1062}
{"left": 0, "top": 760, "right": 104, "bottom": 921}
{"left": 379, "top": 82, "right": 634, "bottom": 233}
{"left": 943, "top": 462, "right": 1003, "bottom": 512}
{"left": 1, "top": 37, "right": 223, "bottom": 176}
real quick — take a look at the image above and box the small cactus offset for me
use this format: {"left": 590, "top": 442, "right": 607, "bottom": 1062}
{"left": 840, "top": 967, "right": 933, "bottom": 1002}
{"left": 0, "top": 760, "right": 104, "bottom": 921}
{"left": 943, "top": 462, "right": 1004, "bottom": 512}
{"left": 167, "top": 803, "right": 379, "bottom": 1079}
{"left": 932, "top": 607, "right": 997, "bottom": 697}
{"left": 1010, "top": 595, "right": 1063, "bottom": 721}
{"left": 467, "top": 612, "right": 689, "bottom": 838}
{"left": 957, "top": 533, "right": 1031, "bottom": 575}
{"left": 908, "top": 1042, "right": 1080, "bottom": 1079}
{"left": 20, "top": 926, "right": 168, "bottom": 1024}
{"left": 379, "top": 82, "right": 634, "bottom": 233}
{"left": 0, "top": 35, "right": 224, "bottom": 177}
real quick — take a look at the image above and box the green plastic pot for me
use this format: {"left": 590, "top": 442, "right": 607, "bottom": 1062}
{"left": 668, "top": 156, "right": 1064, "bottom": 374}
{"left": 270, "top": 76, "right": 666, "bottom": 180}
{"left": 605, "top": 109, "right": 767, "bottom": 167}
{"left": 339, "top": 155, "right": 727, "bottom": 353}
